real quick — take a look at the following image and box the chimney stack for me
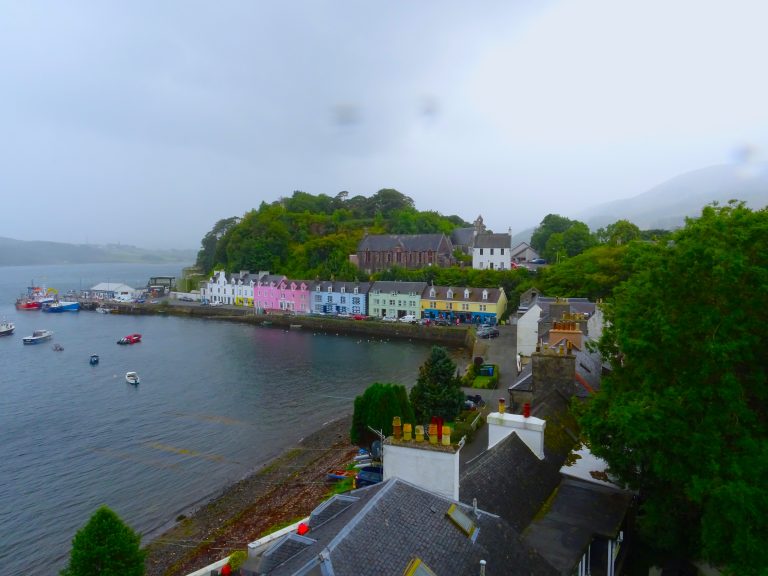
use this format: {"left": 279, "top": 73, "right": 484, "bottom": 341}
{"left": 392, "top": 416, "right": 402, "bottom": 440}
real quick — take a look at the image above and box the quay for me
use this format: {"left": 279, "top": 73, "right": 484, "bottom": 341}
{"left": 74, "top": 297, "right": 474, "bottom": 346}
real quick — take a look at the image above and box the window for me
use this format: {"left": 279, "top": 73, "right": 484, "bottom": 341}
{"left": 446, "top": 503, "right": 477, "bottom": 538}
{"left": 327, "top": 296, "right": 333, "bottom": 303}
{"left": 463, "top": 289, "right": 469, "bottom": 299}
{"left": 447, "top": 303, "right": 453, "bottom": 310}
{"left": 390, "top": 300, "right": 396, "bottom": 306}
{"left": 490, "top": 248, "right": 494, "bottom": 255}
{"left": 327, "top": 286, "right": 332, "bottom": 293}
{"left": 479, "top": 248, "right": 484, "bottom": 255}
{"left": 353, "top": 287, "right": 359, "bottom": 294}
{"left": 501, "top": 248, "right": 505, "bottom": 254}
{"left": 403, "top": 558, "right": 437, "bottom": 576}
{"left": 482, "top": 289, "right": 488, "bottom": 300}
{"left": 462, "top": 303, "right": 469, "bottom": 311}
{"left": 314, "top": 295, "right": 322, "bottom": 302}
{"left": 340, "top": 286, "right": 346, "bottom": 293}
{"left": 340, "top": 296, "right": 346, "bottom": 304}
{"left": 429, "top": 288, "right": 436, "bottom": 298}
{"left": 352, "top": 297, "right": 360, "bottom": 305}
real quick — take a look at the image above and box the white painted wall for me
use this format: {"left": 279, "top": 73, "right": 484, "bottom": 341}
{"left": 587, "top": 304, "right": 605, "bottom": 340}
{"left": 517, "top": 303, "right": 542, "bottom": 356}
{"left": 486, "top": 412, "right": 546, "bottom": 459}
{"left": 383, "top": 443, "right": 461, "bottom": 500}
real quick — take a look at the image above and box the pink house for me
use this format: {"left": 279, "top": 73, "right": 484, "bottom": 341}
{"left": 254, "top": 275, "right": 311, "bottom": 314}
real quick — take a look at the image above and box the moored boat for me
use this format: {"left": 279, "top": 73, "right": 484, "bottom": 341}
{"left": 0, "top": 320, "right": 14, "bottom": 336}
{"left": 42, "top": 301, "right": 80, "bottom": 313}
{"left": 117, "top": 333, "right": 142, "bottom": 345}
{"left": 125, "top": 371, "right": 140, "bottom": 385}
{"left": 22, "top": 329, "right": 54, "bottom": 345}
{"left": 89, "top": 354, "right": 99, "bottom": 365}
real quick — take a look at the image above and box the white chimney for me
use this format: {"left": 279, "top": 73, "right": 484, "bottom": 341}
{"left": 486, "top": 411, "right": 546, "bottom": 459}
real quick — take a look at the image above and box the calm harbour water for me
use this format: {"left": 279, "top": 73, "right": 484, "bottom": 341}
{"left": 0, "top": 263, "right": 438, "bottom": 574}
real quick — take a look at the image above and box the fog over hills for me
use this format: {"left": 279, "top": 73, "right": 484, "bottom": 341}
{"left": 0, "top": 237, "right": 196, "bottom": 266}
{"left": 579, "top": 163, "right": 768, "bottom": 231}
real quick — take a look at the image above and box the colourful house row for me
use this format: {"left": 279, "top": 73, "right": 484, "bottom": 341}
{"left": 200, "top": 271, "right": 508, "bottom": 324}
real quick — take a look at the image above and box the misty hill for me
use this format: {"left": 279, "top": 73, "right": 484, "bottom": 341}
{"left": 0, "top": 237, "right": 196, "bottom": 266}
{"left": 579, "top": 163, "right": 768, "bottom": 230}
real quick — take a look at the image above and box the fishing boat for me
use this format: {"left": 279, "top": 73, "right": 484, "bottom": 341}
{"left": 125, "top": 371, "right": 140, "bottom": 385}
{"left": 0, "top": 320, "right": 14, "bottom": 336}
{"left": 15, "top": 284, "right": 57, "bottom": 310}
{"left": 42, "top": 301, "right": 80, "bottom": 313}
{"left": 89, "top": 354, "right": 99, "bottom": 365}
{"left": 22, "top": 329, "right": 54, "bottom": 345}
{"left": 117, "top": 333, "right": 142, "bottom": 345}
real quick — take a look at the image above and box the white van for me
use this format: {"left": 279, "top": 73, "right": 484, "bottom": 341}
{"left": 398, "top": 314, "right": 417, "bottom": 323}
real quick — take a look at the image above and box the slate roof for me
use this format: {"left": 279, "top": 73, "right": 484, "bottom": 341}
{"left": 257, "top": 274, "right": 287, "bottom": 286}
{"left": 460, "top": 424, "right": 569, "bottom": 533}
{"left": 357, "top": 234, "right": 451, "bottom": 252}
{"left": 509, "top": 362, "right": 533, "bottom": 393}
{"left": 370, "top": 281, "right": 428, "bottom": 294}
{"left": 89, "top": 282, "right": 136, "bottom": 292}
{"left": 473, "top": 233, "right": 512, "bottom": 249}
{"left": 310, "top": 281, "right": 371, "bottom": 294}
{"left": 244, "top": 479, "right": 558, "bottom": 576}
{"left": 536, "top": 297, "right": 596, "bottom": 319}
{"left": 524, "top": 478, "right": 634, "bottom": 574}
{"left": 451, "top": 227, "right": 476, "bottom": 248}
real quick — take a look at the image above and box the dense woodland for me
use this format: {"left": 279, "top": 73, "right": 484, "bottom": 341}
{"left": 194, "top": 189, "right": 673, "bottom": 314}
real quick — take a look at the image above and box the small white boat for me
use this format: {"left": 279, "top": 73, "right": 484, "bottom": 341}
{"left": 125, "top": 371, "right": 140, "bottom": 385}
{"left": 23, "top": 329, "right": 54, "bottom": 345}
{"left": 0, "top": 320, "right": 14, "bottom": 337}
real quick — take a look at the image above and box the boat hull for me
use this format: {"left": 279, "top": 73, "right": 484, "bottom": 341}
{"left": 23, "top": 333, "right": 53, "bottom": 345}
{"left": 42, "top": 301, "right": 80, "bottom": 313}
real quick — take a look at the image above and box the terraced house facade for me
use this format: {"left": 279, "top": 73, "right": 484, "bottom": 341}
{"left": 368, "top": 281, "right": 427, "bottom": 319}
{"left": 310, "top": 281, "right": 372, "bottom": 316}
{"left": 421, "top": 285, "right": 507, "bottom": 325}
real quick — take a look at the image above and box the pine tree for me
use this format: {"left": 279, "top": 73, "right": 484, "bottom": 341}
{"left": 410, "top": 346, "right": 464, "bottom": 422}
{"left": 61, "top": 506, "right": 145, "bottom": 576}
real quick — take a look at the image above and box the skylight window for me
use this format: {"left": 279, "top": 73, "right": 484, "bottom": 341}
{"left": 403, "top": 558, "right": 438, "bottom": 576}
{"left": 446, "top": 503, "right": 476, "bottom": 538}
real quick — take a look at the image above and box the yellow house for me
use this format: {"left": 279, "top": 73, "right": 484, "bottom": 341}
{"left": 420, "top": 285, "right": 507, "bottom": 324}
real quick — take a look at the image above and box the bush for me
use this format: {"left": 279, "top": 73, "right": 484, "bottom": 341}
{"left": 452, "top": 411, "right": 485, "bottom": 443}
{"left": 228, "top": 550, "right": 248, "bottom": 571}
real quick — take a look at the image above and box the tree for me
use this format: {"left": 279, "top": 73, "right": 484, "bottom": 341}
{"left": 410, "top": 346, "right": 465, "bottom": 422}
{"left": 580, "top": 202, "right": 768, "bottom": 574}
{"left": 196, "top": 216, "right": 240, "bottom": 272}
{"left": 351, "top": 383, "right": 415, "bottom": 444}
{"left": 61, "top": 505, "right": 145, "bottom": 576}
{"left": 530, "top": 214, "right": 576, "bottom": 252}
{"left": 596, "top": 219, "right": 641, "bottom": 246}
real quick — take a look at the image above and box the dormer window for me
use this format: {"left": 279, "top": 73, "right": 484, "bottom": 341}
{"left": 447, "top": 289, "right": 453, "bottom": 299}
{"left": 482, "top": 289, "right": 488, "bottom": 301}
{"left": 353, "top": 287, "right": 358, "bottom": 294}
{"left": 315, "top": 285, "right": 321, "bottom": 291}
{"left": 429, "top": 287, "right": 436, "bottom": 298}
{"left": 327, "top": 286, "right": 332, "bottom": 293}
{"left": 340, "top": 286, "right": 346, "bottom": 293}
{"left": 464, "top": 289, "right": 469, "bottom": 299}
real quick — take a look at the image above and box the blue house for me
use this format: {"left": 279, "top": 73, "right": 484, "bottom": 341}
{"left": 310, "top": 281, "right": 372, "bottom": 316}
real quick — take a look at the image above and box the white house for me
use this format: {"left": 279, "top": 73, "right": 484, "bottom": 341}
{"left": 472, "top": 232, "right": 513, "bottom": 270}
{"left": 517, "top": 303, "right": 543, "bottom": 356}
{"left": 201, "top": 270, "right": 264, "bottom": 306}
{"left": 510, "top": 241, "right": 539, "bottom": 264}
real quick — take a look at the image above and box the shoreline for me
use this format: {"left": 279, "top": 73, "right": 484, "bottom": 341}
{"left": 143, "top": 414, "right": 357, "bottom": 576}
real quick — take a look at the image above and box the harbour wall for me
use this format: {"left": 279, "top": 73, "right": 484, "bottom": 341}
{"left": 95, "top": 302, "right": 473, "bottom": 347}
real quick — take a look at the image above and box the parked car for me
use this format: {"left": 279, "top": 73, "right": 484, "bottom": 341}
{"left": 210, "top": 301, "right": 223, "bottom": 307}
{"left": 530, "top": 258, "right": 547, "bottom": 265}
{"left": 478, "top": 327, "right": 499, "bottom": 339}
{"left": 381, "top": 316, "right": 397, "bottom": 322}
{"left": 353, "top": 314, "right": 368, "bottom": 320}
{"left": 398, "top": 314, "right": 417, "bottom": 323}
{"left": 432, "top": 318, "right": 450, "bottom": 326}
{"left": 178, "top": 295, "right": 194, "bottom": 302}
{"left": 355, "top": 465, "right": 383, "bottom": 488}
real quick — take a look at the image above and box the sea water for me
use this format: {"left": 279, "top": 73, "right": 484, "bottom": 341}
{"left": 0, "top": 263, "right": 435, "bottom": 574}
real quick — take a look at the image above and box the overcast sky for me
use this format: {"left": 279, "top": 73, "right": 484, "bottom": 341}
{"left": 2, "top": 1, "right": 767, "bottom": 249}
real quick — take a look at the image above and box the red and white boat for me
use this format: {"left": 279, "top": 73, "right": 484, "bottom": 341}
{"left": 117, "top": 333, "right": 142, "bottom": 345}
{"left": 15, "top": 285, "right": 57, "bottom": 310}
